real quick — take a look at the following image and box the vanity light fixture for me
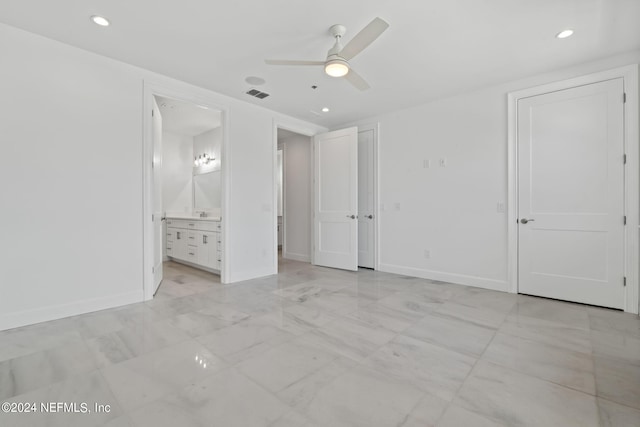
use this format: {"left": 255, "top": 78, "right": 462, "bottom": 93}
{"left": 194, "top": 153, "right": 215, "bottom": 166}
{"left": 91, "top": 15, "right": 110, "bottom": 27}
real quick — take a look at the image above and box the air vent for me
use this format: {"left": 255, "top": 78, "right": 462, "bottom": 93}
{"left": 245, "top": 88, "right": 270, "bottom": 99}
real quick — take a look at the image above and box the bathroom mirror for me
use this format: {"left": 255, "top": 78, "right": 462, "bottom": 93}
{"left": 193, "top": 170, "right": 221, "bottom": 210}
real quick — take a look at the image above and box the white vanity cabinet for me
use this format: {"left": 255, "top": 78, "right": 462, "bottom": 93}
{"left": 166, "top": 217, "right": 222, "bottom": 273}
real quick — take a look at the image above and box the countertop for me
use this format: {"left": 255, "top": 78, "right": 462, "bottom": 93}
{"left": 166, "top": 214, "right": 221, "bottom": 221}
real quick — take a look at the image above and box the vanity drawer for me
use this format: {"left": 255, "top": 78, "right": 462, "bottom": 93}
{"left": 186, "top": 245, "right": 198, "bottom": 262}
{"left": 166, "top": 219, "right": 190, "bottom": 229}
{"left": 194, "top": 221, "right": 219, "bottom": 232}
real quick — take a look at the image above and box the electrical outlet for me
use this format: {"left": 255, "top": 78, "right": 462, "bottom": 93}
{"left": 424, "top": 249, "right": 431, "bottom": 259}
{"left": 497, "top": 202, "right": 505, "bottom": 213}
{"left": 439, "top": 157, "right": 447, "bottom": 167}
{"left": 394, "top": 202, "right": 401, "bottom": 211}
{"left": 423, "top": 159, "right": 431, "bottom": 169}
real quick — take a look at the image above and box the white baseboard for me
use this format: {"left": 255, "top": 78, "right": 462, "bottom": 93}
{"left": 283, "top": 251, "right": 311, "bottom": 263}
{"left": 0, "top": 290, "right": 144, "bottom": 332}
{"left": 226, "top": 268, "right": 276, "bottom": 284}
{"left": 378, "top": 263, "right": 509, "bottom": 293}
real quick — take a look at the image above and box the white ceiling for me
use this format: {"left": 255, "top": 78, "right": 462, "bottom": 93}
{"left": 155, "top": 95, "right": 221, "bottom": 136}
{"left": 2, "top": 1, "right": 639, "bottom": 128}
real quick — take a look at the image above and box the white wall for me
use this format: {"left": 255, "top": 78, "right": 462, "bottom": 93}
{"left": 0, "top": 23, "right": 325, "bottom": 331}
{"left": 162, "top": 131, "right": 194, "bottom": 214}
{"left": 346, "top": 50, "right": 640, "bottom": 292}
{"left": 280, "top": 133, "right": 312, "bottom": 262}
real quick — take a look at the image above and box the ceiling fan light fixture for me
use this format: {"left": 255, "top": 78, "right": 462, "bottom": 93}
{"left": 325, "top": 59, "right": 349, "bottom": 77}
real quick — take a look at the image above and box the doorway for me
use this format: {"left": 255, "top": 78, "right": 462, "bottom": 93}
{"left": 143, "top": 81, "right": 229, "bottom": 300}
{"left": 517, "top": 79, "right": 624, "bottom": 308}
{"left": 277, "top": 128, "right": 313, "bottom": 265}
{"left": 152, "top": 95, "right": 223, "bottom": 295}
{"left": 275, "top": 124, "right": 378, "bottom": 272}
{"left": 508, "top": 65, "right": 639, "bottom": 314}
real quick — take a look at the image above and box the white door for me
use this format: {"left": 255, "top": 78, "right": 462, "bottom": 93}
{"left": 518, "top": 78, "right": 625, "bottom": 309}
{"left": 358, "top": 129, "right": 375, "bottom": 268}
{"left": 152, "top": 97, "right": 164, "bottom": 294}
{"left": 314, "top": 127, "right": 358, "bottom": 271}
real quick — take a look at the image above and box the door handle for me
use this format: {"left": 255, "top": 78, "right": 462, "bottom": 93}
{"left": 177, "top": 231, "right": 181, "bottom": 239}
{"left": 346, "top": 215, "right": 356, "bottom": 219}
{"left": 520, "top": 218, "right": 535, "bottom": 224}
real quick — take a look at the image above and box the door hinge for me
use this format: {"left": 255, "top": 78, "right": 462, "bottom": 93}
{"left": 624, "top": 215, "right": 627, "bottom": 225}
{"left": 152, "top": 266, "right": 155, "bottom": 274}
{"left": 623, "top": 93, "right": 626, "bottom": 103}
{"left": 152, "top": 109, "right": 155, "bottom": 117}
{"left": 623, "top": 154, "right": 627, "bottom": 164}
{"left": 623, "top": 276, "right": 627, "bottom": 287}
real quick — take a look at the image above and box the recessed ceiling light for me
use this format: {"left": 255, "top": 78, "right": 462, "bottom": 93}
{"left": 556, "top": 29, "right": 574, "bottom": 39}
{"left": 245, "top": 76, "right": 266, "bottom": 86}
{"left": 322, "top": 107, "right": 330, "bottom": 113}
{"left": 91, "top": 15, "right": 110, "bottom": 27}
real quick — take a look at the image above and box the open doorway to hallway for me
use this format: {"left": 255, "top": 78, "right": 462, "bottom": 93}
{"left": 275, "top": 125, "right": 378, "bottom": 272}
{"left": 276, "top": 128, "right": 313, "bottom": 269}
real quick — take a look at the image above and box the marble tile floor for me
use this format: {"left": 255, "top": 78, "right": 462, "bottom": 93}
{"left": 1, "top": 259, "right": 639, "bottom": 426}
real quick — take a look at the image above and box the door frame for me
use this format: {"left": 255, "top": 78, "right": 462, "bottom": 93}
{"left": 276, "top": 144, "right": 285, "bottom": 254}
{"left": 507, "top": 65, "right": 639, "bottom": 314}
{"left": 143, "top": 80, "right": 230, "bottom": 300}
{"left": 357, "top": 123, "right": 380, "bottom": 270}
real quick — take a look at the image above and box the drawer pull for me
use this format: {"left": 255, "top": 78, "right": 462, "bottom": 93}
{"left": 189, "top": 252, "right": 195, "bottom": 256}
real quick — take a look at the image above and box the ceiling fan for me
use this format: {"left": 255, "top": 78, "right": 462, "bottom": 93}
{"left": 265, "top": 17, "right": 389, "bottom": 91}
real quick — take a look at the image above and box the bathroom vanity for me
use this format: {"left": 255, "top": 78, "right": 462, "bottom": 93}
{"left": 166, "top": 216, "right": 222, "bottom": 273}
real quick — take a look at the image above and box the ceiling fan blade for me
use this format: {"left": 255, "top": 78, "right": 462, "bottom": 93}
{"left": 344, "top": 68, "right": 370, "bottom": 91}
{"left": 339, "top": 17, "right": 389, "bottom": 61}
{"left": 265, "top": 59, "right": 325, "bottom": 66}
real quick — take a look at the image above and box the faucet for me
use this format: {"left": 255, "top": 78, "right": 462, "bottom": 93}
{"left": 199, "top": 211, "right": 207, "bottom": 218}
